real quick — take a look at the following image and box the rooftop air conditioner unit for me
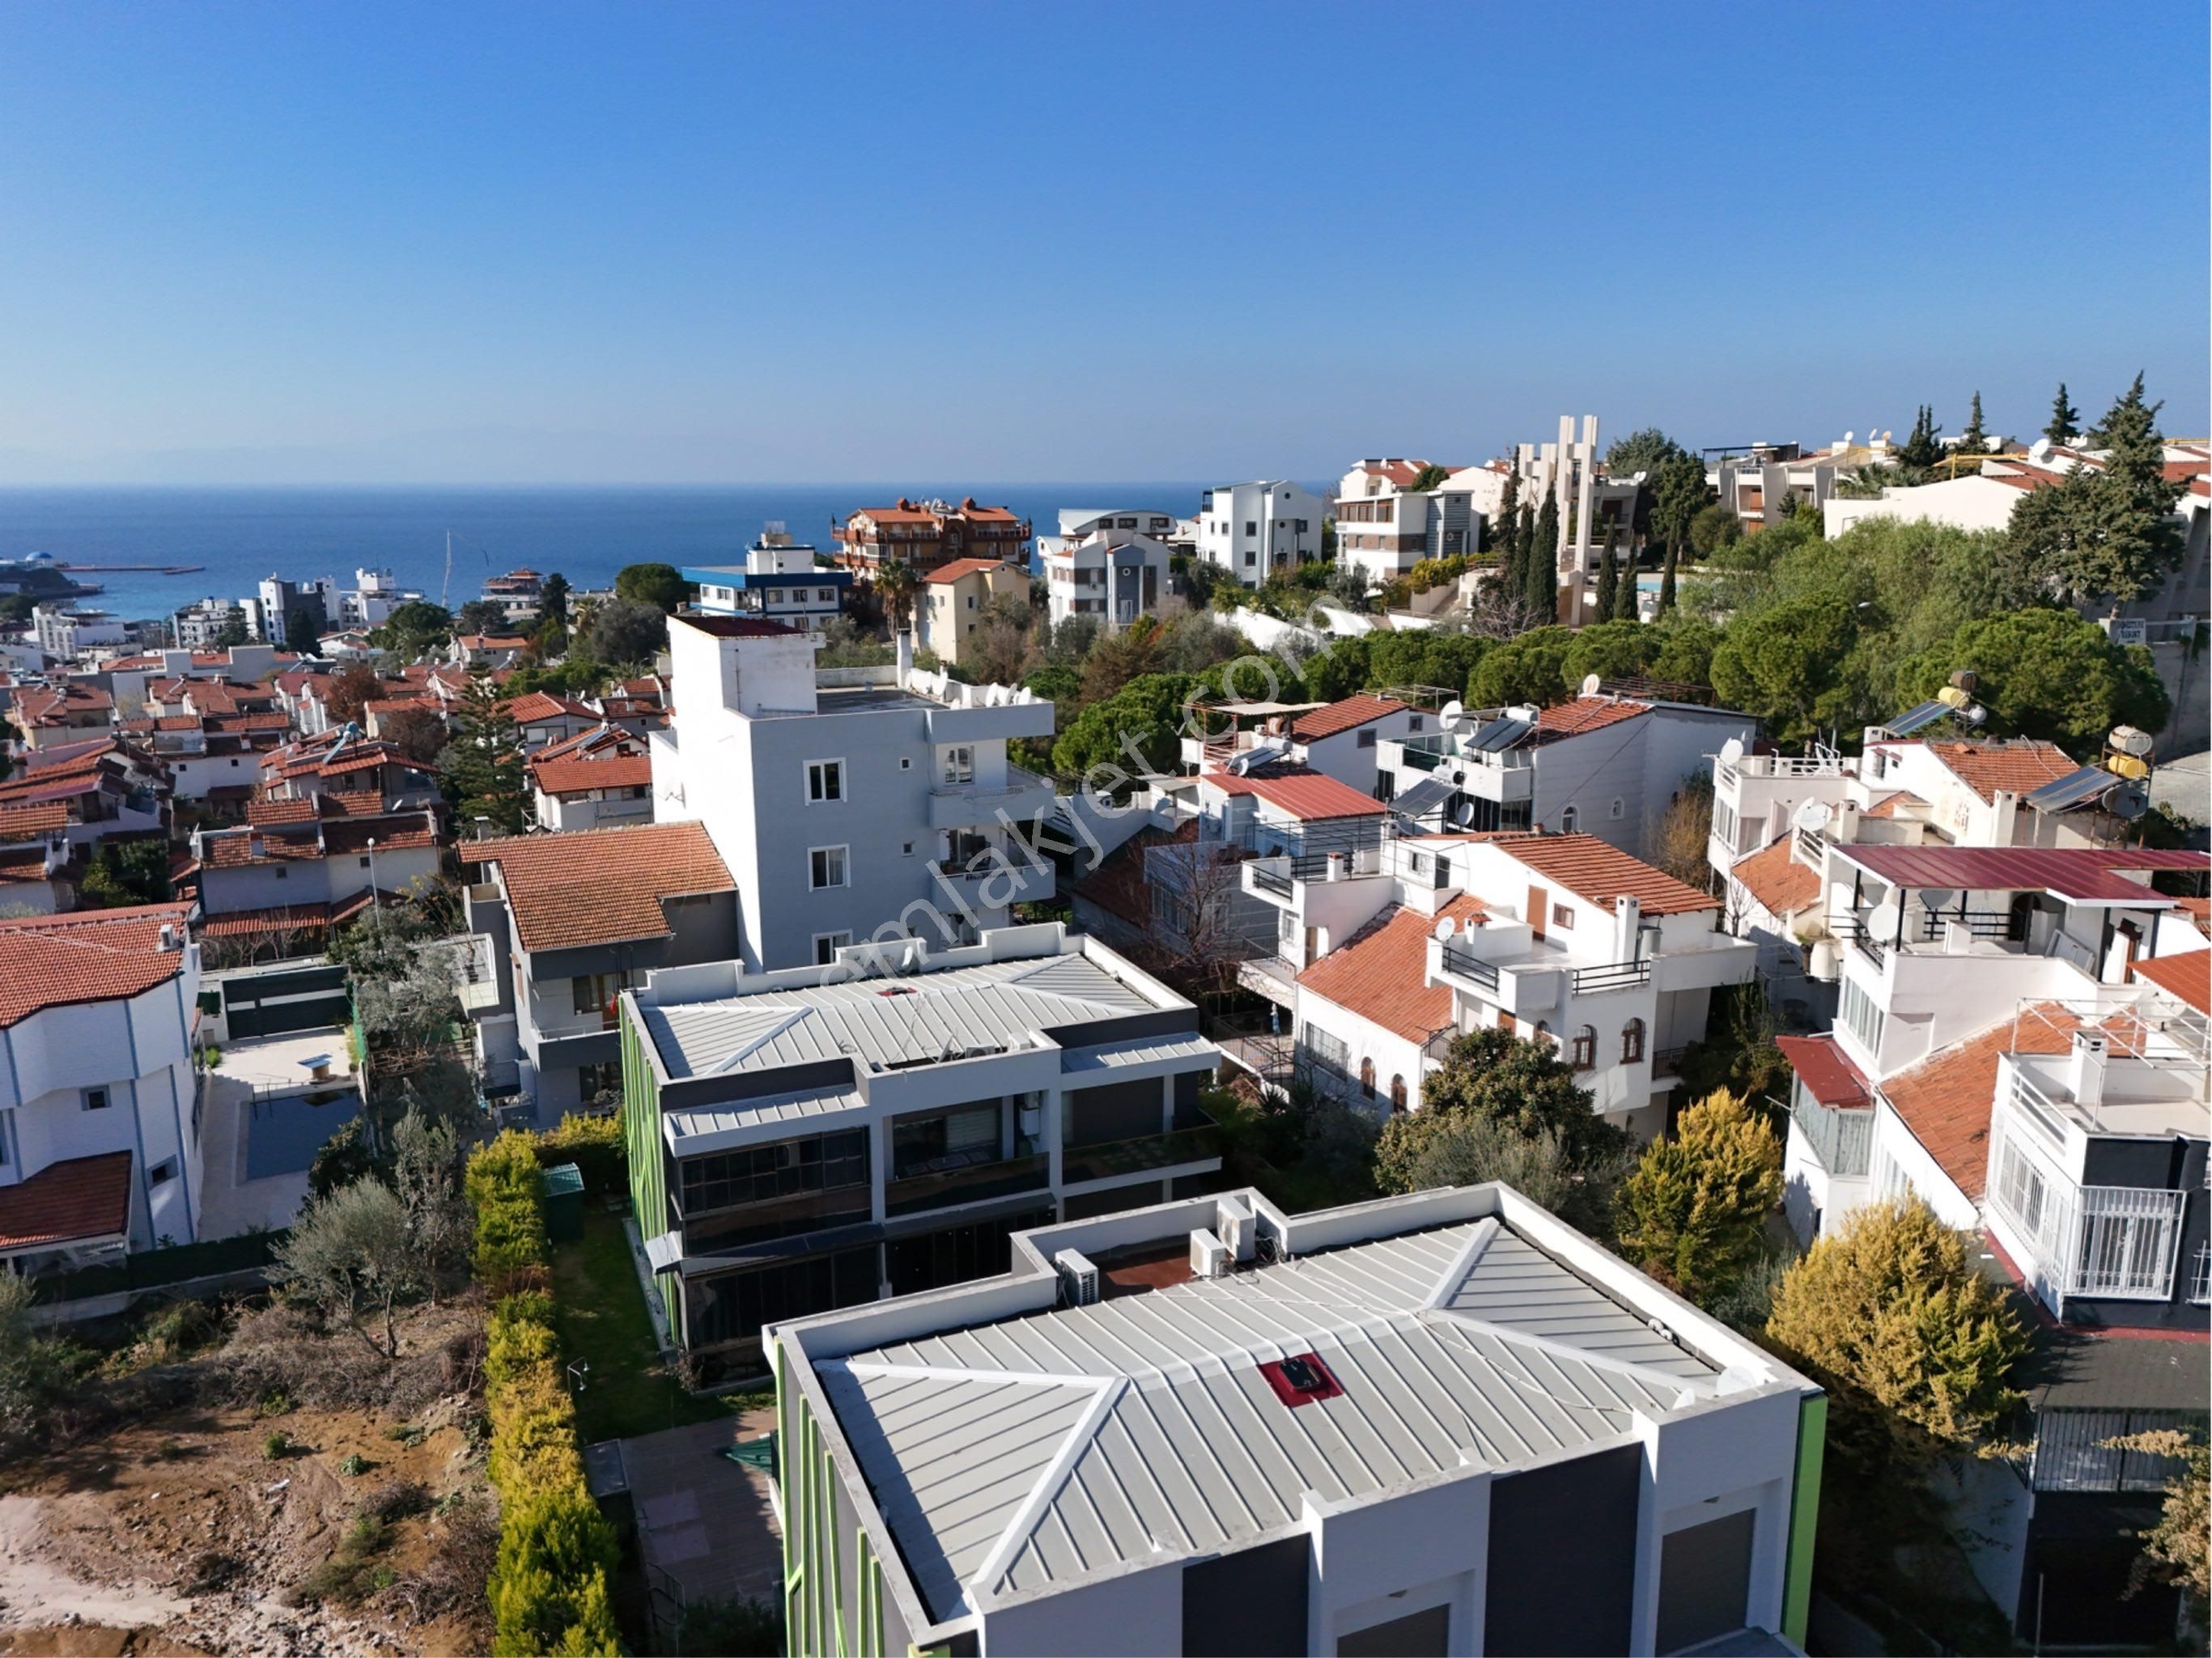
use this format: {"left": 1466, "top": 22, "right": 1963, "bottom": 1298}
{"left": 1191, "top": 1229, "right": 1231, "bottom": 1280}
{"left": 1216, "top": 1195, "right": 1255, "bottom": 1263}
{"left": 1055, "top": 1249, "right": 1100, "bottom": 1307}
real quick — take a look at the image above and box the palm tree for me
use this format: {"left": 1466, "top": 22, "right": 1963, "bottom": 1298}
{"left": 877, "top": 559, "right": 919, "bottom": 634}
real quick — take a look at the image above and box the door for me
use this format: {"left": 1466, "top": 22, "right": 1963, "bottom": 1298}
{"left": 1528, "top": 884, "right": 1549, "bottom": 939}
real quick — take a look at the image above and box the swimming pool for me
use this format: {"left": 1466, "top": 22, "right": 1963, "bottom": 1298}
{"left": 245, "top": 1087, "right": 363, "bottom": 1181}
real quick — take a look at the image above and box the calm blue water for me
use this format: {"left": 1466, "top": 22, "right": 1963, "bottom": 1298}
{"left": 0, "top": 485, "right": 1229, "bottom": 622}
{"left": 246, "top": 1088, "right": 362, "bottom": 1180}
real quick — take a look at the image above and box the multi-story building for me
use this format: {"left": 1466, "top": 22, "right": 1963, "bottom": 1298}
{"left": 171, "top": 597, "right": 253, "bottom": 651}
{"left": 1330, "top": 459, "right": 1483, "bottom": 588}
{"left": 479, "top": 568, "right": 543, "bottom": 624}
{"left": 1379, "top": 690, "right": 1756, "bottom": 857}
{"left": 834, "top": 497, "right": 1033, "bottom": 576}
{"left": 650, "top": 617, "right": 1059, "bottom": 972}
{"left": 0, "top": 736, "right": 170, "bottom": 858}
{"left": 0, "top": 905, "right": 203, "bottom": 1266}
{"left": 1194, "top": 481, "right": 1327, "bottom": 584}
{"left": 32, "top": 605, "right": 129, "bottom": 660}
{"left": 316, "top": 567, "right": 420, "bottom": 631}
{"left": 459, "top": 820, "right": 741, "bottom": 1120}
{"left": 1182, "top": 693, "right": 1432, "bottom": 799}
{"left": 618, "top": 922, "right": 1226, "bottom": 1379}
{"left": 529, "top": 728, "right": 654, "bottom": 832}
{"left": 7, "top": 677, "right": 115, "bottom": 748}
{"left": 686, "top": 528, "right": 852, "bottom": 634}
{"left": 259, "top": 729, "right": 442, "bottom": 811}
{"left": 1038, "top": 508, "right": 1176, "bottom": 630}
{"left": 769, "top": 1180, "right": 1827, "bottom": 1658}
{"left": 1708, "top": 442, "right": 1854, "bottom": 532}
{"left": 915, "top": 558, "right": 1029, "bottom": 668}
{"left": 256, "top": 576, "right": 329, "bottom": 646}
{"left": 191, "top": 802, "right": 442, "bottom": 952}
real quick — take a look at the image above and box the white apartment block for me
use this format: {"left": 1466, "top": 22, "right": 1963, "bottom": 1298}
{"left": 1194, "top": 481, "right": 1326, "bottom": 584}
{"left": 0, "top": 905, "right": 203, "bottom": 1266}
{"left": 618, "top": 922, "right": 1226, "bottom": 1378}
{"left": 1330, "top": 459, "right": 1482, "bottom": 588}
{"left": 1039, "top": 508, "right": 1176, "bottom": 629}
{"left": 770, "top": 1181, "right": 1826, "bottom": 1657}
{"left": 1182, "top": 693, "right": 1434, "bottom": 799}
{"left": 686, "top": 528, "right": 853, "bottom": 634}
{"left": 652, "top": 617, "right": 1058, "bottom": 973}
{"left": 32, "top": 605, "right": 129, "bottom": 659}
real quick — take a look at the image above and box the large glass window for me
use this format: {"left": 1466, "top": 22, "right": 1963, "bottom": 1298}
{"left": 688, "top": 1246, "right": 878, "bottom": 1349}
{"left": 892, "top": 1105, "right": 1001, "bottom": 1177}
{"left": 1840, "top": 977, "right": 1885, "bottom": 1055}
{"left": 680, "top": 1130, "right": 868, "bottom": 1215}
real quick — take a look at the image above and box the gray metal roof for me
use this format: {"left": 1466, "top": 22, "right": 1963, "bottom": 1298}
{"left": 1056, "top": 1033, "right": 1219, "bottom": 1076}
{"left": 664, "top": 1083, "right": 870, "bottom": 1152}
{"left": 641, "top": 955, "right": 1158, "bottom": 1079}
{"left": 822, "top": 1216, "right": 1720, "bottom": 1619}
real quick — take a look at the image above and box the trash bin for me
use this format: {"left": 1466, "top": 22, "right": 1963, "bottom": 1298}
{"left": 539, "top": 1162, "right": 586, "bottom": 1243}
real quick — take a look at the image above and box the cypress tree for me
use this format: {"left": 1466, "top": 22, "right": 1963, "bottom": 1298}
{"left": 1656, "top": 545, "right": 1678, "bottom": 616}
{"left": 2044, "top": 382, "right": 2081, "bottom": 446}
{"left": 1593, "top": 528, "right": 1620, "bottom": 624}
{"left": 1896, "top": 405, "right": 1943, "bottom": 470}
{"left": 1527, "top": 495, "right": 1560, "bottom": 620}
{"left": 1614, "top": 545, "right": 1642, "bottom": 621}
{"left": 1959, "top": 391, "right": 1988, "bottom": 456}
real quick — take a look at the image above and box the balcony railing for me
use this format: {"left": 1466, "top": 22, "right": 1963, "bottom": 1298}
{"left": 1440, "top": 939, "right": 1501, "bottom": 991}
{"left": 884, "top": 1151, "right": 1049, "bottom": 1218}
{"left": 1250, "top": 863, "right": 1293, "bottom": 899}
{"left": 1569, "top": 959, "right": 1651, "bottom": 995}
{"left": 2006, "top": 1066, "right": 2072, "bottom": 1149}
{"left": 1791, "top": 1096, "right": 1874, "bottom": 1178}
{"left": 1061, "top": 1124, "right": 1223, "bottom": 1186}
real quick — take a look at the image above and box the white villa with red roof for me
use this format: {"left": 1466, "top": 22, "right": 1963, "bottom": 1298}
{"left": 529, "top": 726, "right": 655, "bottom": 832}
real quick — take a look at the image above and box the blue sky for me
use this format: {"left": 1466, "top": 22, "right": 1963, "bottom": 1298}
{"left": 2, "top": 2, "right": 2204, "bottom": 484}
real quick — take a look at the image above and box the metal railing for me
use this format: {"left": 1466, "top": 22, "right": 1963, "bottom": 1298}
{"left": 1440, "top": 939, "right": 1500, "bottom": 991}
{"left": 1652, "top": 1045, "right": 1688, "bottom": 1079}
{"left": 1915, "top": 909, "right": 2020, "bottom": 943}
{"left": 1250, "top": 864, "right": 1293, "bottom": 899}
{"left": 1061, "top": 1124, "right": 1223, "bottom": 1186}
{"left": 1570, "top": 959, "right": 1651, "bottom": 995}
{"left": 884, "top": 1151, "right": 1049, "bottom": 1218}
{"left": 2006, "top": 1066, "right": 2072, "bottom": 1148}
{"left": 1790, "top": 1096, "right": 1874, "bottom": 1178}
{"left": 1839, "top": 918, "right": 1887, "bottom": 969}
{"left": 2071, "top": 1185, "right": 2188, "bottom": 1299}
{"left": 1794, "top": 826, "right": 1827, "bottom": 865}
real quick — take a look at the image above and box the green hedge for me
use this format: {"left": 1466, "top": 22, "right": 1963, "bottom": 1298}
{"left": 31, "top": 1229, "right": 288, "bottom": 1304}
{"left": 468, "top": 1132, "right": 619, "bottom": 1657}
{"left": 532, "top": 1113, "right": 626, "bottom": 1202}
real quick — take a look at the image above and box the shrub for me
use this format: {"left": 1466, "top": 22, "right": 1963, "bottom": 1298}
{"left": 263, "top": 1431, "right": 291, "bottom": 1461}
{"left": 466, "top": 1133, "right": 550, "bottom": 1291}
{"left": 533, "top": 1113, "right": 626, "bottom": 1199}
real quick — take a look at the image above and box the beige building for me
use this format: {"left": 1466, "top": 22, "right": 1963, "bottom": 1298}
{"left": 916, "top": 558, "right": 1029, "bottom": 667}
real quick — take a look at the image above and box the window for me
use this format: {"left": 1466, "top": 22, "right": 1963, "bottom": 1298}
{"left": 83, "top": 1087, "right": 111, "bottom": 1112}
{"left": 1621, "top": 1019, "right": 1646, "bottom": 1063}
{"left": 817, "top": 587, "right": 835, "bottom": 603}
{"left": 812, "top": 931, "right": 851, "bottom": 965}
{"left": 1609, "top": 798, "right": 1625, "bottom": 821}
{"left": 1244, "top": 551, "right": 1256, "bottom": 566}
{"left": 1302, "top": 1024, "right": 1350, "bottom": 1079}
{"left": 1245, "top": 521, "right": 1257, "bottom": 536}
{"left": 893, "top": 1105, "right": 1001, "bottom": 1177}
{"left": 1360, "top": 1057, "right": 1376, "bottom": 1098}
{"left": 1356, "top": 728, "right": 1377, "bottom": 748}
{"left": 1390, "top": 1075, "right": 1407, "bottom": 1113}
{"left": 1560, "top": 804, "right": 1579, "bottom": 833}
{"left": 1713, "top": 799, "right": 1739, "bottom": 850}
{"left": 1570, "top": 1025, "right": 1597, "bottom": 1069}
{"left": 809, "top": 846, "right": 849, "bottom": 889}
{"left": 806, "top": 759, "right": 843, "bottom": 803}
{"left": 1552, "top": 903, "right": 1574, "bottom": 930}
{"left": 1840, "top": 977, "right": 1886, "bottom": 1054}
{"left": 681, "top": 1130, "right": 868, "bottom": 1214}
{"left": 359, "top": 856, "right": 371, "bottom": 867}
{"left": 899, "top": 757, "right": 912, "bottom": 770}
{"left": 2191, "top": 1241, "right": 2210, "bottom": 1304}
{"left": 902, "top": 841, "right": 916, "bottom": 857}
{"left": 275, "top": 867, "right": 287, "bottom": 879}
{"left": 149, "top": 1157, "right": 176, "bottom": 1187}
{"left": 938, "top": 745, "right": 974, "bottom": 787}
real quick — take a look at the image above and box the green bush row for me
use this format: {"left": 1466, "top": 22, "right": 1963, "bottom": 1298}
{"left": 468, "top": 1134, "right": 619, "bottom": 1656}
{"left": 531, "top": 1112, "right": 626, "bottom": 1200}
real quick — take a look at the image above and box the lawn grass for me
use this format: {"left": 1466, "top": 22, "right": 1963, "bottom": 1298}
{"left": 549, "top": 1207, "right": 736, "bottom": 1444}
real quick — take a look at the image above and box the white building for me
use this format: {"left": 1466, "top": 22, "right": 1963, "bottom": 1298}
{"left": 1330, "top": 460, "right": 1482, "bottom": 588}
{"left": 0, "top": 905, "right": 203, "bottom": 1265}
{"left": 620, "top": 922, "right": 1226, "bottom": 1377}
{"left": 686, "top": 528, "right": 852, "bottom": 634}
{"left": 1039, "top": 508, "right": 1177, "bottom": 629}
{"left": 529, "top": 727, "right": 654, "bottom": 832}
{"left": 1182, "top": 693, "right": 1433, "bottom": 799}
{"left": 171, "top": 597, "right": 253, "bottom": 651}
{"left": 32, "top": 606, "right": 129, "bottom": 660}
{"left": 1194, "top": 481, "right": 1327, "bottom": 584}
{"left": 1378, "top": 691, "right": 1756, "bottom": 858}
{"left": 770, "top": 1181, "right": 1827, "bottom": 1657}
{"left": 651, "top": 617, "right": 1058, "bottom": 972}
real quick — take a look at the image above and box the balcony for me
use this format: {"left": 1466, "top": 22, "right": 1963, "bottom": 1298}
{"left": 452, "top": 933, "right": 503, "bottom": 1014}
{"left": 884, "top": 1150, "right": 1049, "bottom": 1217}
{"left": 929, "top": 846, "right": 1056, "bottom": 910}
{"left": 1790, "top": 1096, "right": 1874, "bottom": 1178}
{"left": 1061, "top": 1123, "right": 1223, "bottom": 1187}
{"left": 1440, "top": 939, "right": 1500, "bottom": 993}
{"left": 927, "top": 764, "right": 1056, "bottom": 830}
{"left": 1569, "top": 959, "right": 1652, "bottom": 996}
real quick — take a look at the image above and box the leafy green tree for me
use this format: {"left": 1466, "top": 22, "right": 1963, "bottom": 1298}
{"left": 285, "top": 609, "right": 321, "bottom": 655}
{"left": 77, "top": 839, "right": 172, "bottom": 908}
{"left": 1645, "top": 615, "right": 1721, "bottom": 687}
{"left": 1688, "top": 501, "right": 1740, "bottom": 558}
{"left": 612, "top": 562, "right": 690, "bottom": 613}
{"left": 1375, "top": 1027, "right": 1630, "bottom": 1189}
{"left": 1468, "top": 626, "right": 1573, "bottom": 709}
{"left": 454, "top": 599, "right": 511, "bottom": 637}
{"left": 1486, "top": 471, "right": 1519, "bottom": 565}
{"left": 1708, "top": 594, "right": 1866, "bottom": 746}
{"left": 1593, "top": 532, "right": 1620, "bottom": 623}
{"left": 2009, "top": 373, "right": 2187, "bottom": 607}
{"left": 274, "top": 1178, "right": 424, "bottom": 1357}
{"left": 539, "top": 572, "right": 571, "bottom": 627}
{"left": 1893, "top": 608, "right": 2168, "bottom": 748}
{"left": 1406, "top": 463, "right": 1453, "bottom": 493}
{"left": 1051, "top": 671, "right": 1199, "bottom": 785}
{"left": 373, "top": 600, "right": 453, "bottom": 662}
{"left": 1525, "top": 496, "right": 1560, "bottom": 619}
{"left": 1896, "top": 405, "right": 1944, "bottom": 469}
{"left": 1647, "top": 451, "right": 1709, "bottom": 565}
{"left": 2099, "top": 1427, "right": 2208, "bottom": 1609}
{"left": 2044, "top": 382, "right": 2081, "bottom": 446}
{"left": 1363, "top": 630, "right": 1484, "bottom": 699}
{"left": 584, "top": 596, "right": 667, "bottom": 668}
{"left": 1603, "top": 427, "right": 1688, "bottom": 479}
{"left": 1616, "top": 1089, "right": 1782, "bottom": 1304}
{"left": 1765, "top": 1198, "right": 2027, "bottom": 1478}
{"left": 214, "top": 613, "right": 252, "bottom": 648}
{"left": 1382, "top": 1109, "right": 1627, "bottom": 1237}
{"left": 1299, "top": 633, "right": 1372, "bottom": 703}
{"left": 1560, "top": 620, "right": 1654, "bottom": 691}
{"left": 1078, "top": 614, "right": 1167, "bottom": 705}
{"left": 444, "top": 671, "right": 530, "bottom": 834}
{"left": 1612, "top": 543, "right": 1642, "bottom": 621}
{"left": 875, "top": 558, "right": 918, "bottom": 633}
{"left": 0, "top": 1274, "right": 76, "bottom": 1448}
{"left": 1958, "top": 390, "right": 1989, "bottom": 456}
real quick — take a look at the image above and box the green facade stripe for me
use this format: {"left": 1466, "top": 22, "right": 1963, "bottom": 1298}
{"left": 1781, "top": 1391, "right": 1827, "bottom": 1647}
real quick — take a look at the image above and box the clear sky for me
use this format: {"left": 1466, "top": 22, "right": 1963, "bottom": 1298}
{"left": 2, "top": 2, "right": 2204, "bottom": 485}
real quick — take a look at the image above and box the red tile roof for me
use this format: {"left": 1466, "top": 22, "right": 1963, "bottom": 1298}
{"left": 1881, "top": 1007, "right": 2090, "bottom": 1202}
{"left": 1775, "top": 1034, "right": 1870, "bottom": 1108}
{"left": 0, "top": 804, "right": 70, "bottom": 842}
{"left": 1289, "top": 695, "right": 1407, "bottom": 743}
{"left": 0, "top": 905, "right": 194, "bottom": 1028}
{"left": 1534, "top": 696, "right": 1650, "bottom": 741}
{"left": 15, "top": 683, "right": 113, "bottom": 724}
{"left": 1203, "top": 765, "right": 1390, "bottom": 822}
{"left": 1732, "top": 836, "right": 1821, "bottom": 918}
{"left": 1859, "top": 791, "right": 1925, "bottom": 820}
{"left": 1297, "top": 895, "right": 1485, "bottom": 1043}
{"left": 922, "top": 558, "right": 1019, "bottom": 584}
{"left": 503, "top": 691, "right": 595, "bottom": 723}
{"left": 461, "top": 821, "right": 733, "bottom": 952}
{"left": 0, "top": 1152, "right": 134, "bottom": 1253}
{"left": 531, "top": 754, "right": 653, "bottom": 795}
{"left": 1491, "top": 833, "right": 1719, "bottom": 915}
{"left": 1925, "top": 740, "right": 2078, "bottom": 804}
{"left": 1348, "top": 460, "right": 1437, "bottom": 490}
{"left": 245, "top": 798, "right": 318, "bottom": 826}
{"left": 2133, "top": 950, "right": 2212, "bottom": 1016}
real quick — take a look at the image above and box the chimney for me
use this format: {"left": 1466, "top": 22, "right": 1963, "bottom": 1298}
{"left": 1835, "top": 799, "right": 1861, "bottom": 845}
{"left": 2068, "top": 1030, "right": 2108, "bottom": 1109}
{"left": 157, "top": 922, "right": 179, "bottom": 953}
{"left": 1326, "top": 851, "right": 1344, "bottom": 882}
{"left": 1615, "top": 894, "right": 1643, "bottom": 960}
{"left": 895, "top": 629, "right": 914, "bottom": 687}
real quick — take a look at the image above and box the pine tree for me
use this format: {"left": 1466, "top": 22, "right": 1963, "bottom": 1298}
{"left": 1592, "top": 528, "right": 1620, "bottom": 623}
{"left": 1487, "top": 472, "right": 1518, "bottom": 566}
{"left": 1615, "top": 1088, "right": 1783, "bottom": 1304}
{"left": 445, "top": 670, "right": 530, "bottom": 836}
{"left": 1897, "top": 404, "right": 1943, "bottom": 469}
{"left": 1613, "top": 542, "right": 1642, "bottom": 621}
{"left": 1959, "top": 391, "right": 1988, "bottom": 456}
{"left": 1526, "top": 495, "right": 1560, "bottom": 619}
{"left": 2044, "top": 382, "right": 2081, "bottom": 446}
{"left": 1656, "top": 545, "right": 1678, "bottom": 615}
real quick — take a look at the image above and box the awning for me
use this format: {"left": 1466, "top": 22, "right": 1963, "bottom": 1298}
{"left": 1774, "top": 1034, "right": 1871, "bottom": 1109}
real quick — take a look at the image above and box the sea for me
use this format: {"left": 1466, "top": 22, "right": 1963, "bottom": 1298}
{"left": 0, "top": 485, "right": 1241, "bottom": 623}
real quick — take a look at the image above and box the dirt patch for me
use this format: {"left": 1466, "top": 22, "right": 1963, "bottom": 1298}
{"left": 0, "top": 1302, "right": 492, "bottom": 1658}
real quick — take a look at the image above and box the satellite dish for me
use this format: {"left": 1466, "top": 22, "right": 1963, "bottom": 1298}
{"left": 1453, "top": 800, "right": 1475, "bottom": 827}
{"left": 1718, "top": 736, "right": 1745, "bottom": 765}
{"left": 1434, "top": 916, "right": 1458, "bottom": 940}
{"left": 1579, "top": 673, "right": 1603, "bottom": 697}
{"left": 1917, "top": 888, "right": 1958, "bottom": 914}
{"left": 2109, "top": 725, "right": 2155, "bottom": 759}
{"left": 1439, "top": 698, "right": 1464, "bottom": 730}
{"left": 2108, "top": 781, "right": 2150, "bottom": 821}
{"left": 1959, "top": 703, "right": 1988, "bottom": 727}
{"left": 1866, "top": 901, "right": 1901, "bottom": 941}
{"left": 1794, "top": 800, "right": 1832, "bottom": 833}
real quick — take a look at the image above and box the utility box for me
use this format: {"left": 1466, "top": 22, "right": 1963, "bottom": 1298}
{"left": 539, "top": 1162, "right": 586, "bottom": 1244}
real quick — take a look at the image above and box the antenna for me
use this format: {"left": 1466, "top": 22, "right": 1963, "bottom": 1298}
{"left": 1438, "top": 698, "right": 1464, "bottom": 730}
{"left": 1866, "top": 899, "right": 1901, "bottom": 942}
{"left": 1793, "top": 800, "right": 1832, "bottom": 833}
{"left": 1917, "top": 888, "right": 1958, "bottom": 914}
{"left": 1579, "top": 672, "right": 1603, "bottom": 697}
{"left": 1717, "top": 736, "right": 1744, "bottom": 765}
{"left": 1433, "top": 915, "right": 1458, "bottom": 940}
{"left": 1452, "top": 799, "right": 1475, "bottom": 827}
{"left": 440, "top": 530, "right": 452, "bottom": 611}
